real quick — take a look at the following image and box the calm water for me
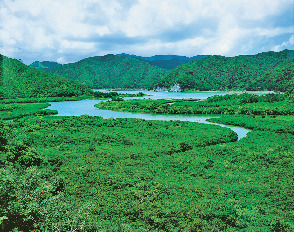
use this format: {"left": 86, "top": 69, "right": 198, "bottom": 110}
{"left": 96, "top": 89, "right": 272, "bottom": 100}
{"left": 47, "top": 91, "right": 255, "bottom": 140}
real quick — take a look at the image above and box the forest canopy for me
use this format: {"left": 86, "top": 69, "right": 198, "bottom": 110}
{"left": 1, "top": 54, "right": 93, "bottom": 99}
{"left": 157, "top": 50, "right": 294, "bottom": 92}
{"left": 40, "top": 55, "right": 168, "bottom": 89}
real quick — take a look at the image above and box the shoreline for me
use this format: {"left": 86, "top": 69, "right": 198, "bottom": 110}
{"left": 94, "top": 89, "right": 277, "bottom": 94}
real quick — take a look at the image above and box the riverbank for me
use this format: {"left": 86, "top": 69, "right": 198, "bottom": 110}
{"left": 1, "top": 91, "right": 293, "bottom": 231}
{"left": 96, "top": 93, "right": 293, "bottom": 115}
{"left": 2, "top": 108, "right": 293, "bottom": 231}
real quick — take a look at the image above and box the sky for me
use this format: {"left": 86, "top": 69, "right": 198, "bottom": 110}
{"left": 1, "top": 0, "right": 294, "bottom": 65}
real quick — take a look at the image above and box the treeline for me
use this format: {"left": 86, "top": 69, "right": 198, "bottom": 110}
{"left": 97, "top": 93, "right": 294, "bottom": 115}
{"left": 157, "top": 49, "right": 294, "bottom": 92}
{"left": 119, "top": 54, "right": 210, "bottom": 70}
{"left": 40, "top": 55, "right": 168, "bottom": 89}
{"left": 29, "top": 61, "right": 61, "bottom": 69}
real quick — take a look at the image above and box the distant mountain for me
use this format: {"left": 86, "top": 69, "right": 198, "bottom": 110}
{"left": 29, "top": 61, "right": 61, "bottom": 69}
{"left": 156, "top": 50, "right": 294, "bottom": 92}
{"left": 41, "top": 54, "right": 168, "bottom": 89}
{"left": 118, "top": 54, "right": 210, "bottom": 70}
{"left": 1, "top": 54, "right": 93, "bottom": 99}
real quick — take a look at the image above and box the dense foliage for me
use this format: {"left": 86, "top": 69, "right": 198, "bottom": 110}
{"left": 208, "top": 115, "right": 294, "bottom": 134}
{"left": 97, "top": 93, "right": 294, "bottom": 115}
{"left": 1, "top": 114, "right": 238, "bottom": 231}
{"left": 0, "top": 97, "right": 95, "bottom": 104}
{"left": 1, "top": 55, "right": 148, "bottom": 102}
{"left": 0, "top": 102, "right": 57, "bottom": 120}
{"left": 0, "top": 64, "right": 3, "bottom": 100}
{"left": 157, "top": 50, "right": 294, "bottom": 91}
{"left": 1, "top": 54, "right": 93, "bottom": 99}
{"left": 1, "top": 50, "right": 293, "bottom": 230}
{"left": 41, "top": 55, "right": 168, "bottom": 89}
{"left": 119, "top": 54, "right": 210, "bottom": 70}
{"left": 1, "top": 110, "right": 293, "bottom": 230}
{"left": 29, "top": 61, "right": 61, "bottom": 69}
{"left": 261, "top": 58, "right": 294, "bottom": 91}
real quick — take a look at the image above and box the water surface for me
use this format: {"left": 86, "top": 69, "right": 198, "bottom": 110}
{"left": 47, "top": 91, "right": 252, "bottom": 140}
{"left": 96, "top": 89, "right": 272, "bottom": 100}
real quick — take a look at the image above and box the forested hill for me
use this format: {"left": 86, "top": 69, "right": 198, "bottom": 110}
{"left": 157, "top": 49, "right": 294, "bottom": 92}
{"left": 1, "top": 54, "right": 93, "bottom": 99}
{"left": 41, "top": 55, "right": 168, "bottom": 89}
{"left": 29, "top": 61, "right": 61, "bottom": 69}
{"left": 118, "top": 54, "right": 210, "bottom": 70}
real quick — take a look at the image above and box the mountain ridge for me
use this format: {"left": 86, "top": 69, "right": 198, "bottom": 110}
{"left": 117, "top": 54, "right": 210, "bottom": 70}
{"left": 40, "top": 54, "right": 168, "bottom": 89}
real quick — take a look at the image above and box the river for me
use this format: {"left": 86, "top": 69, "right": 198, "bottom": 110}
{"left": 46, "top": 90, "right": 263, "bottom": 140}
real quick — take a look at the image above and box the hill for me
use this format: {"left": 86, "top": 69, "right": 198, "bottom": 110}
{"left": 1, "top": 54, "right": 93, "bottom": 99}
{"left": 118, "top": 54, "right": 210, "bottom": 70}
{"left": 41, "top": 55, "right": 168, "bottom": 89}
{"left": 156, "top": 50, "right": 294, "bottom": 92}
{"left": 259, "top": 57, "right": 294, "bottom": 91}
{"left": 29, "top": 61, "right": 61, "bottom": 69}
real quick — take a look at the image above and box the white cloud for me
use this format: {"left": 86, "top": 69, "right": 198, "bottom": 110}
{"left": 1, "top": 0, "right": 294, "bottom": 64}
{"left": 58, "top": 41, "right": 95, "bottom": 53}
{"left": 272, "top": 35, "right": 294, "bottom": 52}
{"left": 254, "top": 27, "right": 294, "bottom": 37}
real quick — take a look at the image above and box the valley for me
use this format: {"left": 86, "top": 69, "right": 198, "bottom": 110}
{"left": 0, "top": 50, "right": 294, "bottom": 231}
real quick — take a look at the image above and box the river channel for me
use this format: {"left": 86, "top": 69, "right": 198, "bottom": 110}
{"left": 46, "top": 90, "right": 267, "bottom": 140}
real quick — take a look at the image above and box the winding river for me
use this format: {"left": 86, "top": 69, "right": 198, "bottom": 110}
{"left": 46, "top": 90, "right": 268, "bottom": 140}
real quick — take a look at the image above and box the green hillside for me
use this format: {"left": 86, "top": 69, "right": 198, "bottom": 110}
{"left": 1, "top": 54, "right": 93, "bottom": 99}
{"left": 0, "top": 62, "right": 3, "bottom": 100}
{"left": 157, "top": 50, "right": 294, "bottom": 92}
{"left": 119, "top": 54, "right": 210, "bottom": 70}
{"left": 29, "top": 61, "right": 61, "bottom": 69}
{"left": 41, "top": 54, "right": 168, "bottom": 89}
{"left": 259, "top": 58, "right": 294, "bottom": 91}
{"left": 148, "top": 59, "right": 194, "bottom": 70}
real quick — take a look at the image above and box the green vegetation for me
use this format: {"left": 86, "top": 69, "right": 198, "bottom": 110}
{"left": 96, "top": 93, "right": 294, "bottom": 115}
{"left": 41, "top": 54, "right": 168, "bottom": 89}
{"left": 1, "top": 114, "right": 237, "bottom": 231}
{"left": 1, "top": 51, "right": 293, "bottom": 230}
{"left": 157, "top": 50, "right": 294, "bottom": 92}
{"left": 0, "top": 62, "right": 3, "bottom": 100}
{"left": 119, "top": 54, "right": 210, "bottom": 70}
{"left": 27, "top": 51, "right": 294, "bottom": 92}
{"left": 1, "top": 54, "right": 149, "bottom": 103}
{"left": 208, "top": 115, "right": 294, "bottom": 134}
{"left": 1, "top": 100, "right": 294, "bottom": 230}
{"left": 0, "top": 102, "right": 57, "bottom": 120}
{"left": 0, "top": 96, "right": 94, "bottom": 104}
{"left": 261, "top": 58, "right": 294, "bottom": 91}
{"left": 29, "top": 61, "right": 61, "bottom": 69}
{"left": 1, "top": 54, "right": 93, "bottom": 99}
{"left": 0, "top": 92, "right": 146, "bottom": 107}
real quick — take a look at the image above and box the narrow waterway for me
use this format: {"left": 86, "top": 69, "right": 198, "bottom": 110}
{"left": 47, "top": 97, "right": 250, "bottom": 140}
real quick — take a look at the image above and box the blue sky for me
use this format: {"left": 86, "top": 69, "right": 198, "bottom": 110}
{"left": 1, "top": 0, "right": 294, "bottom": 65}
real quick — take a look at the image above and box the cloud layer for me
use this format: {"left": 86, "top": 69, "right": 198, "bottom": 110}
{"left": 1, "top": 0, "right": 294, "bottom": 64}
